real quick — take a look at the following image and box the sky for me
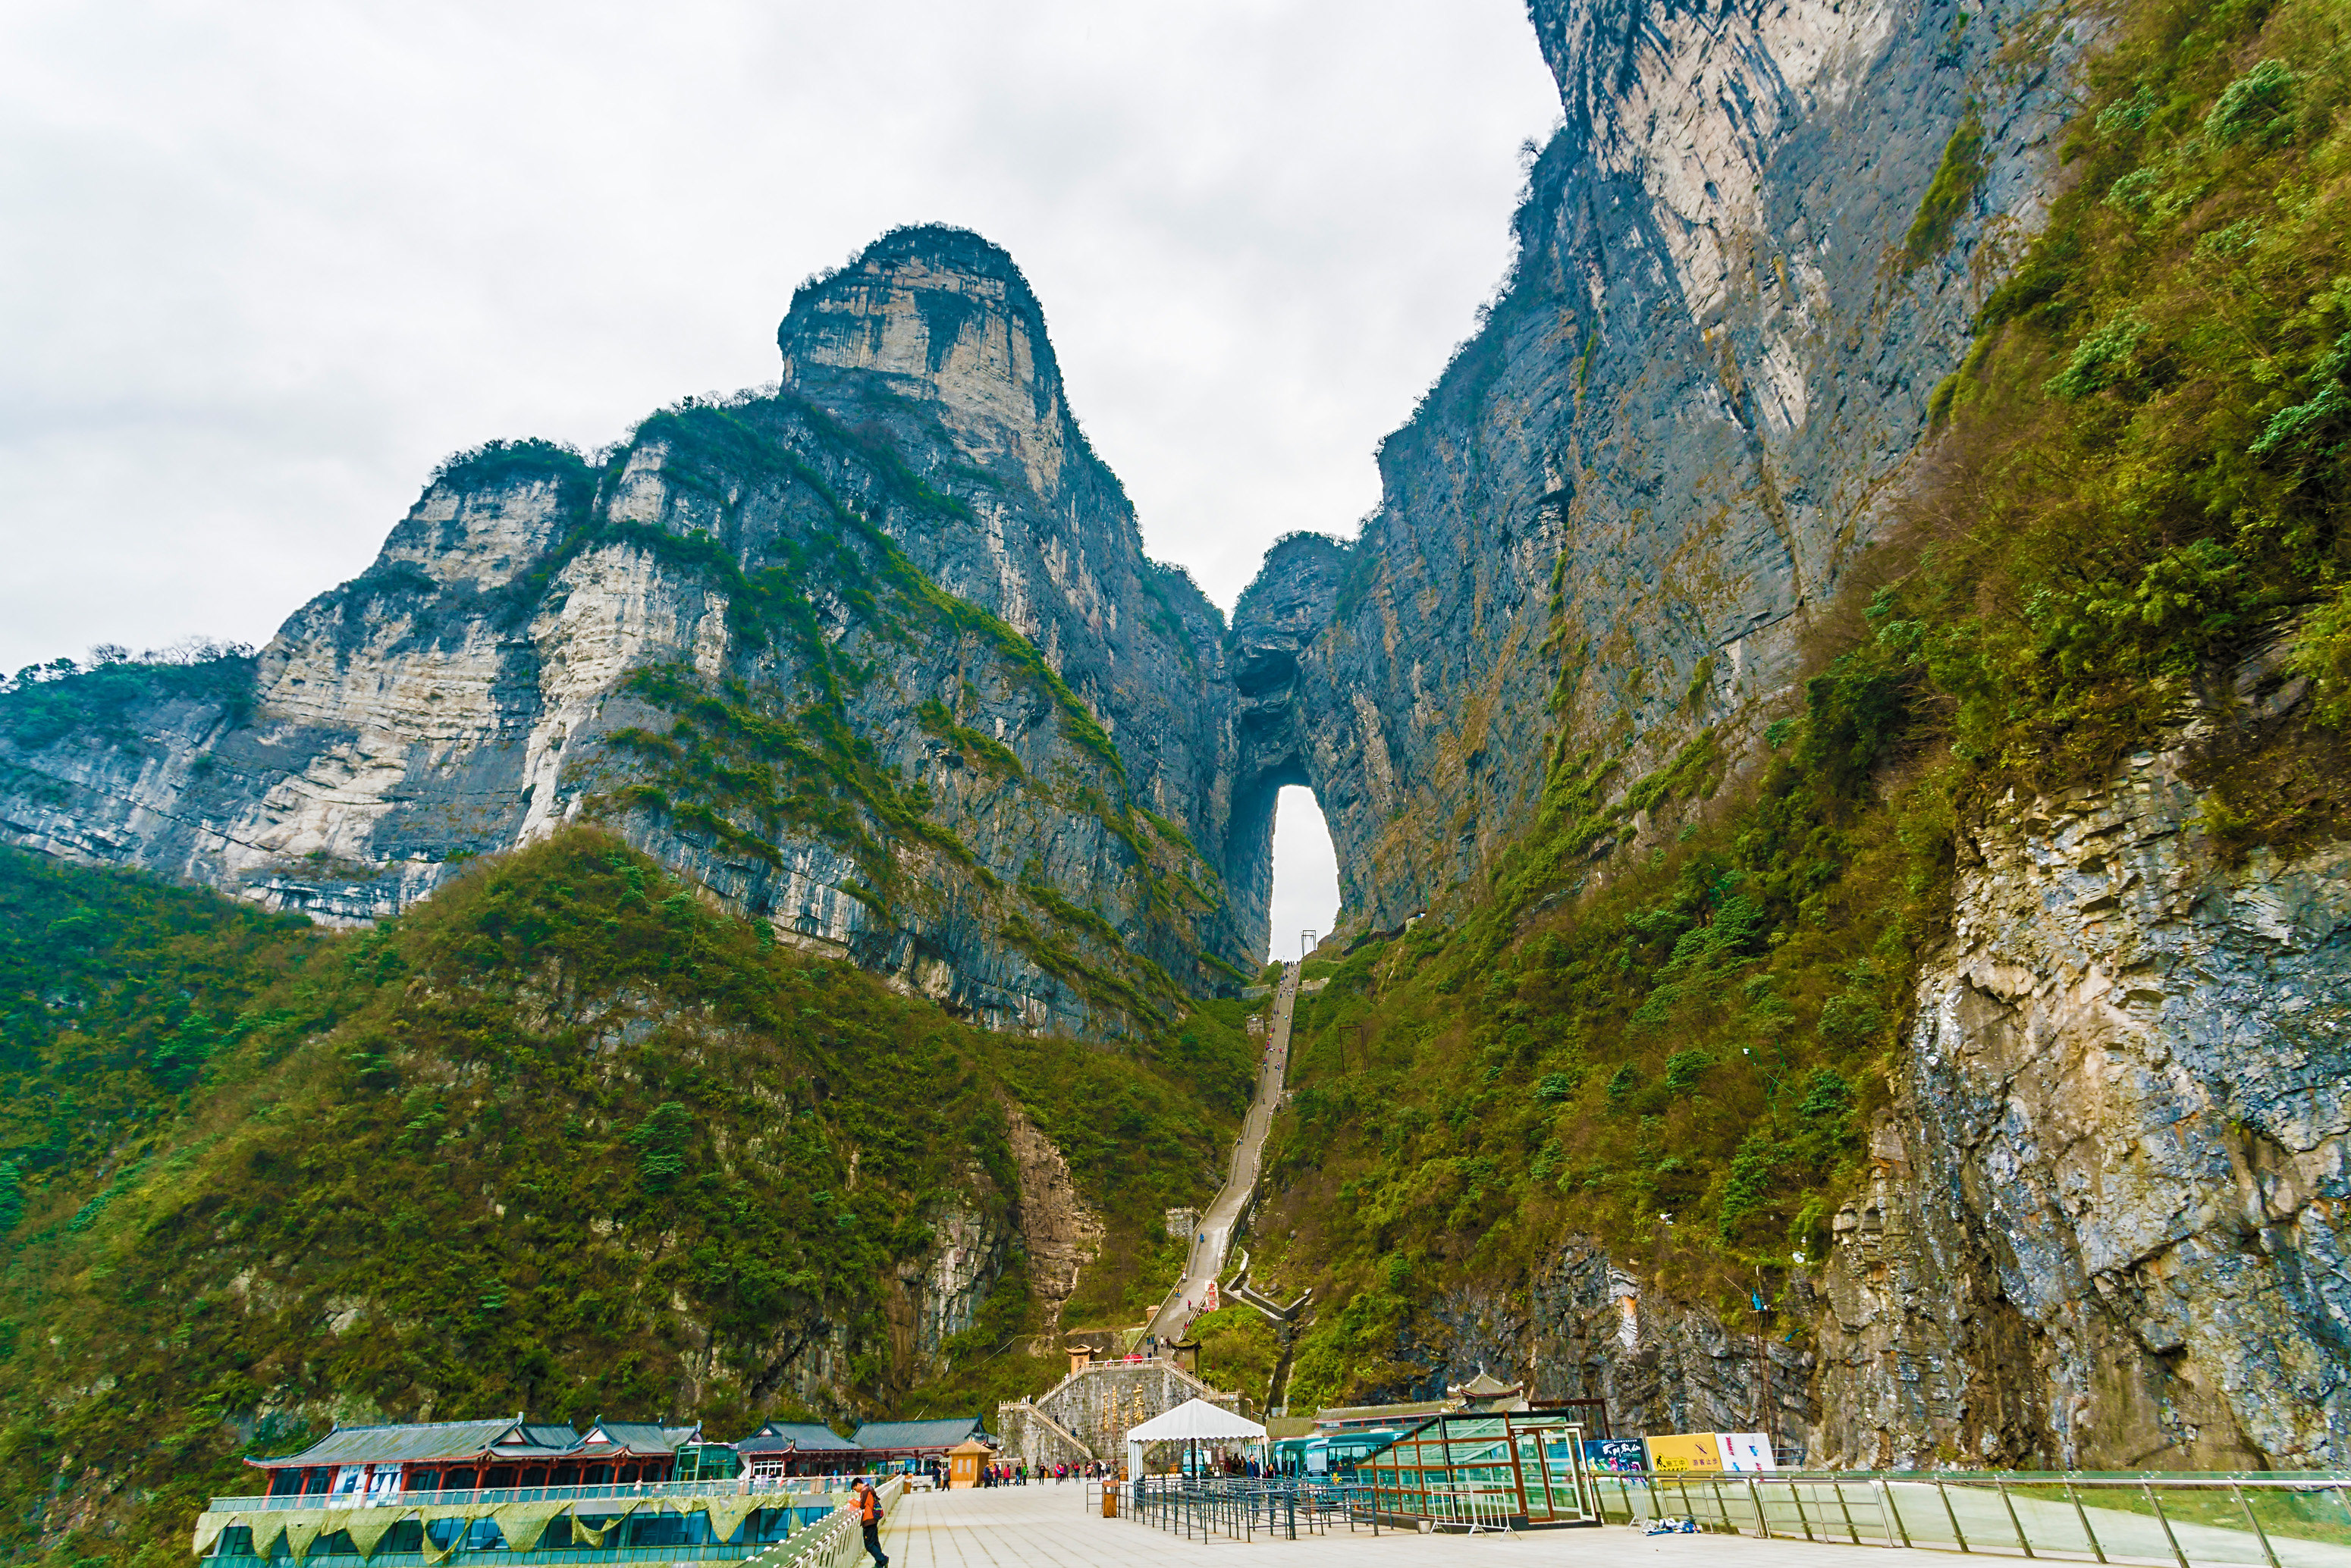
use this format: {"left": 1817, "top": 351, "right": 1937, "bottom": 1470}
{"left": 1267, "top": 786, "right": 1341, "bottom": 964}
{"left": 0, "top": 0, "right": 1562, "bottom": 939}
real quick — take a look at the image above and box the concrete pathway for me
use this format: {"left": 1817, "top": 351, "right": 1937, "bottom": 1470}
{"left": 1147, "top": 962, "right": 1299, "bottom": 1344}
{"left": 877, "top": 1484, "right": 1913, "bottom": 1566}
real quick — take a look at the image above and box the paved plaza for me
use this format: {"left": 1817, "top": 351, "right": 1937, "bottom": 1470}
{"left": 875, "top": 1484, "right": 1906, "bottom": 1567}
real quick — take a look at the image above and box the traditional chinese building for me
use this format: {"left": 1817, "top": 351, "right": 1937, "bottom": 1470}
{"left": 847, "top": 1417, "right": 993, "bottom": 1472}
{"left": 733, "top": 1420, "right": 864, "bottom": 1479}
{"left": 196, "top": 1416, "right": 852, "bottom": 1564}
{"left": 244, "top": 1415, "right": 700, "bottom": 1501}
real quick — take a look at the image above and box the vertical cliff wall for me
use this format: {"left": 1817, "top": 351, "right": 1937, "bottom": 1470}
{"left": 1500, "top": 735, "right": 2351, "bottom": 1470}
{"left": 0, "top": 227, "right": 1255, "bottom": 1035}
{"left": 1815, "top": 725, "right": 2351, "bottom": 1469}
{"left": 1238, "top": 0, "right": 2351, "bottom": 1475}
{"left": 1247, "top": 0, "right": 2086, "bottom": 929}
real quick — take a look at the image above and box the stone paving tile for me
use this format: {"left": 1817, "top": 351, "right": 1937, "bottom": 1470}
{"left": 877, "top": 1485, "right": 1913, "bottom": 1567}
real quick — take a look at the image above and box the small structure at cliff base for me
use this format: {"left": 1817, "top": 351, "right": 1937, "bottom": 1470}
{"left": 997, "top": 1346, "right": 1244, "bottom": 1470}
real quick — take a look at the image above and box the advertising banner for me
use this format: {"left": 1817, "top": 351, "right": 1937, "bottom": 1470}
{"left": 1582, "top": 1438, "right": 1646, "bottom": 1473}
{"left": 1715, "top": 1432, "right": 1775, "bottom": 1472}
{"left": 1642, "top": 1433, "right": 1722, "bottom": 1473}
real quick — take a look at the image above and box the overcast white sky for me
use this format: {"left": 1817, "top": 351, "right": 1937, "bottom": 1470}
{"left": 0, "top": 0, "right": 1560, "bottom": 938}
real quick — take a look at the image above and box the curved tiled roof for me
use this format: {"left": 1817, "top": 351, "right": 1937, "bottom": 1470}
{"left": 735, "top": 1421, "right": 861, "bottom": 1454}
{"left": 848, "top": 1417, "right": 992, "bottom": 1452}
{"left": 246, "top": 1418, "right": 567, "bottom": 1469}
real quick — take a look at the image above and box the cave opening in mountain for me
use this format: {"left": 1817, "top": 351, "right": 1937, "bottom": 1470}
{"left": 1267, "top": 784, "right": 1339, "bottom": 967}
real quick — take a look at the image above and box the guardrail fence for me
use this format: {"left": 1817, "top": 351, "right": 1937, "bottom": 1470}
{"left": 193, "top": 1472, "right": 907, "bottom": 1566}
{"left": 1584, "top": 1470, "right": 2351, "bottom": 1567}
{"left": 1121, "top": 1475, "right": 1360, "bottom": 1541}
{"left": 1104, "top": 1469, "right": 2351, "bottom": 1563}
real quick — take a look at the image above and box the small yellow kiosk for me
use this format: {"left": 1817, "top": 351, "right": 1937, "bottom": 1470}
{"left": 946, "top": 1438, "right": 993, "bottom": 1490}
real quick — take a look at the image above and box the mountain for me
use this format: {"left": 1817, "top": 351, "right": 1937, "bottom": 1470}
{"left": 0, "top": 830, "right": 1252, "bottom": 1558}
{"left": 3, "top": 0, "right": 2350, "bottom": 1551}
{"left": 1, "top": 227, "right": 1251, "bottom": 1039}
{"left": 1238, "top": 0, "right": 2351, "bottom": 1473}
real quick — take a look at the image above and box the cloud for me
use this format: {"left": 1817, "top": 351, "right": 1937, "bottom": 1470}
{"left": 0, "top": 0, "right": 1559, "bottom": 674}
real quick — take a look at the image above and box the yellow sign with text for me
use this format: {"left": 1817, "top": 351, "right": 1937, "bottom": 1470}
{"left": 1643, "top": 1433, "right": 1723, "bottom": 1473}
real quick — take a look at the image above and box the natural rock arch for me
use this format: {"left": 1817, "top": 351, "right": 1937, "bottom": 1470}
{"left": 1223, "top": 533, "right": 1346, "bottom": 961}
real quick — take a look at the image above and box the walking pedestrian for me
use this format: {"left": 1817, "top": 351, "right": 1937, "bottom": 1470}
{"left": 852, "top": 1477, "right": 888, "bottom": 1567}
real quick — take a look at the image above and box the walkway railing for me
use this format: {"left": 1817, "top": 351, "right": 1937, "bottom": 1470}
{"left": 1584, "top": 1469, "right": 2351, "bottom": 1568}
{"left": 744, "top": 1475, "right": 906, "bottom": 1568}
{"left": 1108, "top": 1468, "right": 2351, "bottom": 1563}
{"left": 208, "top": 1477, "right": 859, "bottom": 1515}
{"left": 193, "top": 1475, "right": 906, "bottom": 1565}
{"left": 1123, "top": 1476, "right": 1325, "bottom": 1541}
{"left": 1122, "top": 1476, "right": 1407, "bottom": 1541}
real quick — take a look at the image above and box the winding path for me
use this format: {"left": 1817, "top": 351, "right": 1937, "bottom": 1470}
{"left": 1146, "top": 961, "right": 1298, "bottom": 1344}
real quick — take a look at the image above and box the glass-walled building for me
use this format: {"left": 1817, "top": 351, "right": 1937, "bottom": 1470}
{"left": 1361, "top": 1415, "right": 1596, "bottom": 1529}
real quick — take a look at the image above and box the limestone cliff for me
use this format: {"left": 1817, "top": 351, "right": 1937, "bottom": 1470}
{"left": 1814, "top": 723, "right": 2351, "bottom": 1469}
{"left": 1245, "top": 0, "right": 2085, "bottom": 927}
{"left": 1241, "top": 0, "right": 2351, "bottom": 1474}
{"left": 1364, "top": 691, "right": 2351, "bottom": 1467}
{"left": 0, "top": 227, "right": 1253, "bottom": 1036}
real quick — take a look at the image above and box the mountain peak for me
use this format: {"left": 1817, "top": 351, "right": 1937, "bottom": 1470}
{"left": 777, "top": 226, "right": 1069, "bottom": 484}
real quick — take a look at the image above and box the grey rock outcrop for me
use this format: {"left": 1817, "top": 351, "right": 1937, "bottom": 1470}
{"left": 1423, "top": 734, "right": 2350, "bottom": 1470}
{"left": 1815, "top": 741, "right": 2351, "bottom": 1469}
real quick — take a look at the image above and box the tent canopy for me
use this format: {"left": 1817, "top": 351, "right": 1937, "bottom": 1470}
{"left": 1124, "top": 1397, "right": 1267, "bottom": 1444}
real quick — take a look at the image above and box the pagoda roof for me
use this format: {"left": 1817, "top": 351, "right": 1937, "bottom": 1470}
{"left": 736, "top": 1421, "right": 860, "bottom": 1454}
{"left": 849, "top": 1417, "right": 991, "bottom": 1452}
{"left": 1451, "top": 1371, "right": 1519, "bottom": 1399}
{"left": 246, "top": 1417, "right": 576, "bottom": 1470}
{"left": 573, "top": 1419, "right": 683, "bottom": 1458}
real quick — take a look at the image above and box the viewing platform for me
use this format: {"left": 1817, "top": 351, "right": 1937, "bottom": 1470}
{"left": 872, "top": 1470, "right": 2351, "bottom": 1568}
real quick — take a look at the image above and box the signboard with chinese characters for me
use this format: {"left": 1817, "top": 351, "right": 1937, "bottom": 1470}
{"left": 1642, "top": 1433, "right": 1723, "bottom": 1472}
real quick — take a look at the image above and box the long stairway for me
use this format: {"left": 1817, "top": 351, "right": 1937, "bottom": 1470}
{"left": 1146, "top": 961, "right": 1299, "bottom": 1343}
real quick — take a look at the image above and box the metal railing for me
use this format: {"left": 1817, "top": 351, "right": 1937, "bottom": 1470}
{"left": 1120, "top": 1475, "right": 1408, "bottom": 1541}
{"left": 208, "top": 1475, "right": 867, "bottom": 1514}
{"left": 1584, "top": 1470, "right": 2351, "bottom": 1568}
{"left": 1123, "top": 1476, "right": 1326, "bottom": 1541}
{"left": 196, "top": 1475, "right": 906, "bottom": 1566}
{"left": 744, "top": 1475, "right": 905, "bottom": 1568}
{"left": 1105, "top": 1467, "right": 2351, "bottom": 1563}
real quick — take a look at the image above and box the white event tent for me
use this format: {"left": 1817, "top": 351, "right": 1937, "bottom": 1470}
{"left": 1123, "top": 1397, "right": 1269, "bottom": 1479}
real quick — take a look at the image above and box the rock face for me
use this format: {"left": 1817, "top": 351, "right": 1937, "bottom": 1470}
{"left": 0, "top": 227, "right": 1255, "bottom": 1036}
{"left": 1412, "top": 730, "right": 2351, "bottom": 1470}
{"left": 1815, "top": 739, "right": 2351, "bottom": 1469}
{"left": 1236, "top": 0, "right": 2351, "bottom": 1473}
{"left": 1251, "top": 0, "right": 2085, "bottom": 927}
{"left": 1226, "top": 535, "right": 1350, "bottom": 942}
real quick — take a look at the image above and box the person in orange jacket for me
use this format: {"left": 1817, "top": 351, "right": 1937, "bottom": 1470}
{"left": 852, "top": 1477, "right": 888, "bottom": 1566}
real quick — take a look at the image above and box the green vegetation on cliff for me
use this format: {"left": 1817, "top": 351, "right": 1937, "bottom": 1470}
{"left": 1259, "top": 0, "right": 2351, "bottom": 1410}
{"left": 580, "top": 395, "right": 1234, "bottom": 1029}
{"left": 0, "top": 833, "right": 1245, "bottom": 1566}
{"left": 1, "top": 644, "right": 259, "bottom": 751}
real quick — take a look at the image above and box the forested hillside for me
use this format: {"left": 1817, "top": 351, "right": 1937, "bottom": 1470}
{"left": 0, "top": 833, "right": 1251, "bottom": 1564}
